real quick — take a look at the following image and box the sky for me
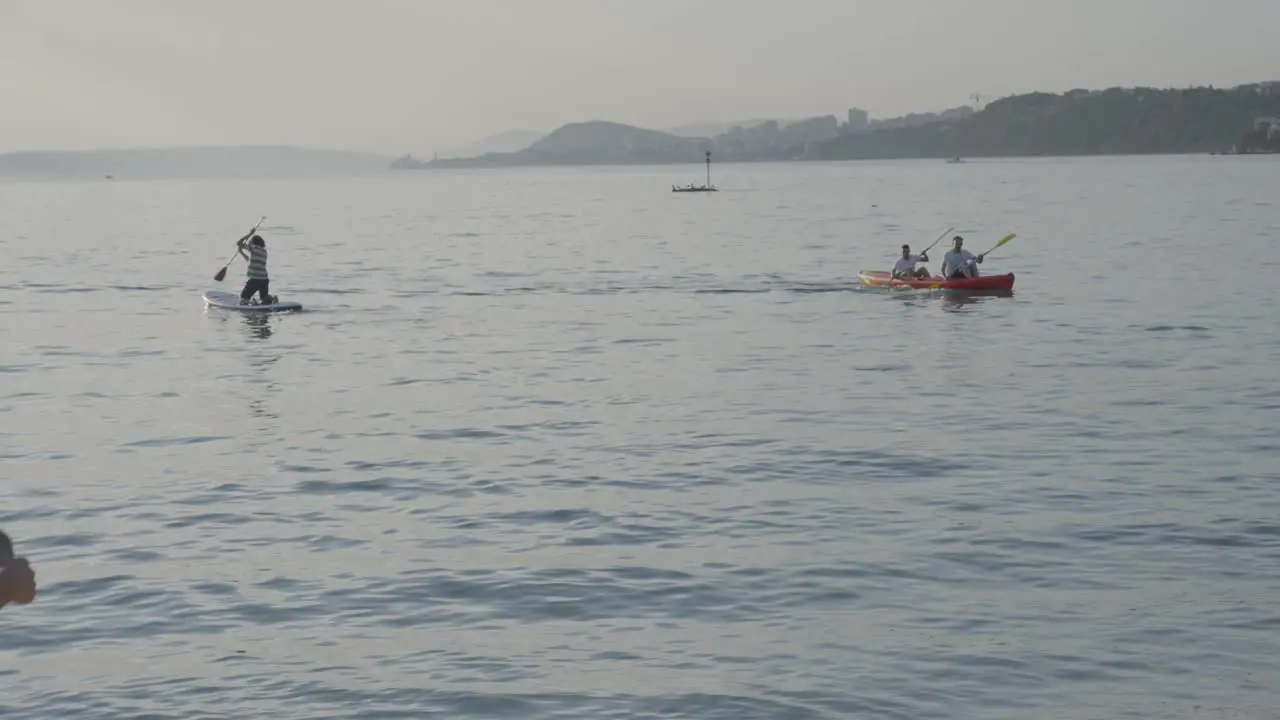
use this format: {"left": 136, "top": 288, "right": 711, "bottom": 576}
{"left": 3, "top": 0, "right": 1279, "bottom": 156}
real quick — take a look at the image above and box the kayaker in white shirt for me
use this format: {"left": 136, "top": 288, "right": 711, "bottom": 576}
{"left": 940, "top": 236, "right": 985, "bottom": 279}
{"left": 891, "top": 244, "right": 932, "bottom": 279}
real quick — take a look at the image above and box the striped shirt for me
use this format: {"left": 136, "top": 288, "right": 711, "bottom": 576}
{"left": 246, "top": 245, "right": 268, "bottom": 279}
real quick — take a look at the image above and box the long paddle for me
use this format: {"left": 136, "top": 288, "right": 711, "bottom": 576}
{"left": 978, "top": 232, "right": 1016, "bottom": 260}
{"left": 920, "top": 226, "right": 954, "bottom": 257}
{"left": 213, "top": 216, "right": 266, "bottom": 282}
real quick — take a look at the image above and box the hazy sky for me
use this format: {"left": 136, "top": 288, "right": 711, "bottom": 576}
{"left": 3, "top": 0, "right": 1278, "bottom": 155}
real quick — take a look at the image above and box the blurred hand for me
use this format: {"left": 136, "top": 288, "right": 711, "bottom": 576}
{"left": 0, "top": 558, "right": 37, "bottom": 607}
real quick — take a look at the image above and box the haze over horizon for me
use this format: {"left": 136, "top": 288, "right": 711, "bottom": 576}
{"left": 4, "top": 0, "right": 1278, "bottom": 156}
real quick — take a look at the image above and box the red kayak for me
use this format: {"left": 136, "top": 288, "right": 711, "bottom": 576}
{"left": 857, "top": 270, "right": 1015, "bottom": 291}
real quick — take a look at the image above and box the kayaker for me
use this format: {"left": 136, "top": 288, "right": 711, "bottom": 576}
{"left": 940, "top": 236, "right": 984, "bottom": 279}
{"left": 891, "top": 244, "right": 932, "bottom": 279}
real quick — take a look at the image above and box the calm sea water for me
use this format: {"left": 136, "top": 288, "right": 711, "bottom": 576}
{"left": 2, "top": 156, "right": 1279, "bottom": 719}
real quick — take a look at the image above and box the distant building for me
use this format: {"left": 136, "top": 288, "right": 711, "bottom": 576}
{"left": 867, "top": 105, "right": 972, "bottom": 131}
{"left": 846, "top": 107, "right": 869, "bottom": 132}
{"left": 1237, "top": 81, "right": 1280, "bottom": 96}
{"left": 1255, "top": 117, "right": 1280, "bottom": 139}
{"left": 781, "top": 116, "right": 839, "bottom": 146}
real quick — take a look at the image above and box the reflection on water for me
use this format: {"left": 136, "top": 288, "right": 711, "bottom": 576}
{"left": 241, "top": 312, "right": 273, "bottom": 340}
{"left": 939, "top": 290, "right": 1015, "bottom": 309}
{"left": 878, "top": 286, "right": 1015, "bottom": 310}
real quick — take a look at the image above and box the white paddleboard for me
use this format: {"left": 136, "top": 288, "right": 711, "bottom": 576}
{"left": 203, "top": 290, "right": 302, "bottom": 312}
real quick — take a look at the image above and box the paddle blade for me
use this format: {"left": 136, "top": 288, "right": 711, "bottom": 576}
{"left": 214, "top": 266, "right": 227, "bottom": 282}
{"left": 981, "top": 233, "right": 1016, "bottom": 257}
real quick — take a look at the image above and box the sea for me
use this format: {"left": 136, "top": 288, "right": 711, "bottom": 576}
{"left": 1, "top": 155, "right": 1278, "bottom": 719}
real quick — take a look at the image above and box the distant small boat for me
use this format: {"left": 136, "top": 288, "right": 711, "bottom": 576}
{"left": 946, "top": 157, "right": 964, "bottom": 164}
{"left": 673, "top": 150, "right": 718, "bottom": 193}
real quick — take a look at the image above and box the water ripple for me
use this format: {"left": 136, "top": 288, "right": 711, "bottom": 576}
{"left": 4, "top": 160, "right": 1280, "bottom": 719}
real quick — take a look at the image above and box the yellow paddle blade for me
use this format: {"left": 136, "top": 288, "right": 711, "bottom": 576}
{"left": 981, "top": 233, "right": 1016, "bottom": 257}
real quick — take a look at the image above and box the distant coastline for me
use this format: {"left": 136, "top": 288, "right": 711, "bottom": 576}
{"left": 396, "top": 81, "right": 1280, "bottom": 171}
{"left": 4, "top": 81, "right": 1277, "bottom": 180}
{"left": 0, "top": 145, "right": 393, "bottom": 180}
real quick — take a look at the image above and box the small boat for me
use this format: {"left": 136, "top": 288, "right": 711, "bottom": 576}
{"left": 857, "top": 270, "right": 1015, "bottom": 292}
{"left": 673, "top": 150, "right": 718, "bottom": 192}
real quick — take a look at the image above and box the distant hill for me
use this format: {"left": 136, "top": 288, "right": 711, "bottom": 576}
{"left": 0, "top": 145, "right": 394, "bottom": 179}
{"left": 810, "top": 83, "right": 1280, "bottom": 160}
{"left": 527, "top": 121, "right": 695, "bottom": 157}
{"left": 440, "top": 129, "right": 545, "bottom": 159}
{"left": 424, "top": 120, "right": 707, "bottom": 168}
{"left": 402, "top": 81, "right": 1280, "bottom": 171}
